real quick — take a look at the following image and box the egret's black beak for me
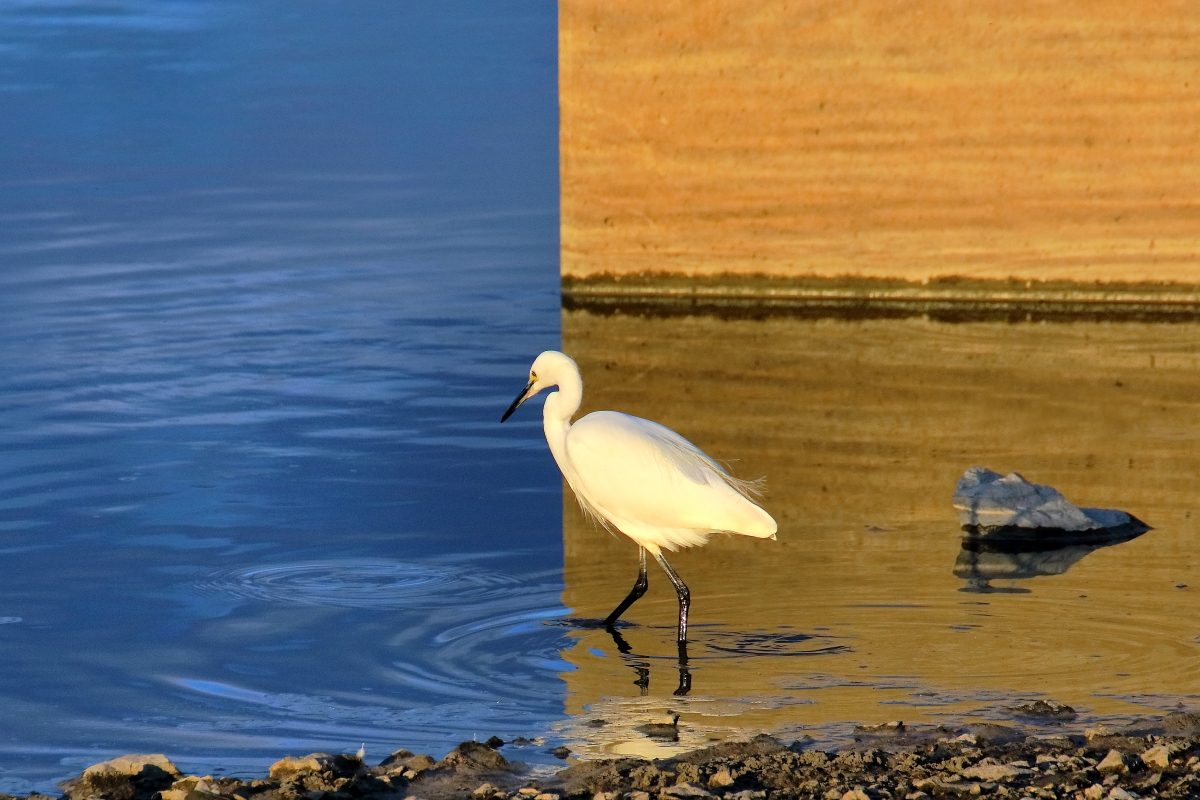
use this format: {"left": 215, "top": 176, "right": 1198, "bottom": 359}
{"left": 500, "top": 377, "right": 536, "bottom": 422}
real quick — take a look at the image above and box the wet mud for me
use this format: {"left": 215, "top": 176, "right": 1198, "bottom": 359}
{"left": 21, "top": 714, "right": 1200, "bottom": 800}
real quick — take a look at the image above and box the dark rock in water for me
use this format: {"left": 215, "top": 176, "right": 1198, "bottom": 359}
{"left": 636, "top": 723, "right": 679, "bottom": 740}
{"left": 1010, "top": 700, "right": 1077, "bottom": 720}
{"left": 636, "top": 712, "right": 681, "bottom": 740}
{"left": 437, "top": 741, "right": 512, "bottom": 773}
{"left": 483, "top": 736, "right": 505, "bottom": 749}
{"left": 953, "top": 467, "right": 1149, "bottom": 545}
{"left": 551, "top": 746, "right": 571, "bottom": 759}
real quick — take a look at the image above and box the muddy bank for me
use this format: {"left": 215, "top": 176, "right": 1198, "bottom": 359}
{"left": 15, "top": 713, "right": 1200, "bottom": 800}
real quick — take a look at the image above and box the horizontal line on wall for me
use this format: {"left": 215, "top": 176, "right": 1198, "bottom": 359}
{"left": 561, "top": 274, "right": 1200, "bottom": 322}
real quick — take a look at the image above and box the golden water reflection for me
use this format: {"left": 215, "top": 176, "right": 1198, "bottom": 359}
{"left": 557, "top": 308, "right": 1200, "bottom": 757}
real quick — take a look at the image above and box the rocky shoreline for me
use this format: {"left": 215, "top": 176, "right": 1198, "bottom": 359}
{"left": 11, "top": 713, "right": 1200, "bottom": 800}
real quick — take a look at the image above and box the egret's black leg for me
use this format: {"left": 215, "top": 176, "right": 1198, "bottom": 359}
{"left": 604, "top": 547, "right": 648, "bottom": 628}
{"left": 653, "top": 551, "right": 691, "bottom": 643}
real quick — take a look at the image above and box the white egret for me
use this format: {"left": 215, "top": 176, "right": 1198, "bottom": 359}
{"left": 500, "top": 350, "right": 777, "bottom": 646}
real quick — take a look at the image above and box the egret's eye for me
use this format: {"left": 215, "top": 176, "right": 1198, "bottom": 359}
{"left": 530, "top": 372, "right": 537, "bottom": 381}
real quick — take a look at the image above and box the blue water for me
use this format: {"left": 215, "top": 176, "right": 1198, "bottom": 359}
{"left": 0, "top": 1, "right": 563, "bottom": 792}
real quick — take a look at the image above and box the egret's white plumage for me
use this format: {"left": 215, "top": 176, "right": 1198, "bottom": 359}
{"left": 566, "top": 410, "right": 776, "bottom": 553}
{"left": 501, "top": 350, "right": 777, "bottom": 645}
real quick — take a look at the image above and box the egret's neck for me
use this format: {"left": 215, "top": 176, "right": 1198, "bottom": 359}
{"left": 541, "top": 368, "right": 582, "bottom": 469}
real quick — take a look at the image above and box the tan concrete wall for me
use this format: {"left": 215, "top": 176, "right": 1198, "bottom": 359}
{"left": 560, "top": 1, "right": 1200, "bottom": 283}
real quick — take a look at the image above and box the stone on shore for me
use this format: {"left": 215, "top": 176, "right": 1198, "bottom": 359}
{"left": 436, "top": 742, "right": 512, "bottom": 774}
{"left": 30, "top": 724, "right": 1200, "bottom": 800}
{"left": 59, "top": 754, "right": 181, "bottom": 800}
{"left": 268, "top": 753, "right": 343, "bottom": 781}
{"left": 1097, "top": 749, "right": 1134, "bottom": 775}
{"left": 1140, "top": 741, "right": 1179, "bottom": 769}
{"left": 82, "top": 756, "right": 180, "bottom": 780}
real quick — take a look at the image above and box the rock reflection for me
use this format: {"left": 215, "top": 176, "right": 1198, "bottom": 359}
{"left": 955, "top": 525, "right": 1149, "bottom": 593}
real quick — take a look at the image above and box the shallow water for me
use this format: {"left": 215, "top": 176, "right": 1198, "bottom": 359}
{"left": 0, "top": 1, "right": 564, "bottom": 793}
{"left": 559, "top": 309, "right": 1200, "bottom": 758}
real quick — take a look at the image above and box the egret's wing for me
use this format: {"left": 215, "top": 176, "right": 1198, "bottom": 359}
{"left": 623, "top": 415, "right": 765, "bottom": 500}
{"left": 565, "top": 411, "right": 774, "bottom": 541}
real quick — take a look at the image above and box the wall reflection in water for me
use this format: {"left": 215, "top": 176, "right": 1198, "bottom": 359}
{"left": 556, "top": 307, "right": 1200, "bottom": 757}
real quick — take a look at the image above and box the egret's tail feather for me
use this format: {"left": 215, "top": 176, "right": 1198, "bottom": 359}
{"left": 722, "top": 473, "right": 766, "bottom": 500}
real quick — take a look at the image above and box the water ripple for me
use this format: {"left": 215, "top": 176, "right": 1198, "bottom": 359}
{"left": 192, "top": 559, "right": 524, "bottom": 610}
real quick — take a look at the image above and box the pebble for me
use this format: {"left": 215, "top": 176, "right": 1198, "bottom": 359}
{"left": 33, "top": 728, "right": 1200, "bottom": 800}
{"left": 707, "top": 768, "right": 734, "bottom": 789}
{"left": 1105, "top": 788, "right": 1138, "bottom": 800}
{"left": 1097, "top": 750, "right": 1131, "bottom": 775}
{"left": 960, "top": 762, "right": 1033, "bottom": 781}
{"left": 1139, "top": 742, "right": 1174, "bottom": 769}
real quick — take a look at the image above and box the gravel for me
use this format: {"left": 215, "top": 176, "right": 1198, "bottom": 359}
{"left": 13, "top": 714, "right": 1200, "bottom": 800}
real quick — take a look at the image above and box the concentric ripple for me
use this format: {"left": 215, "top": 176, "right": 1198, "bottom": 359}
{"left": 192, "top": 559, "right": 524, "bottom": 610}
